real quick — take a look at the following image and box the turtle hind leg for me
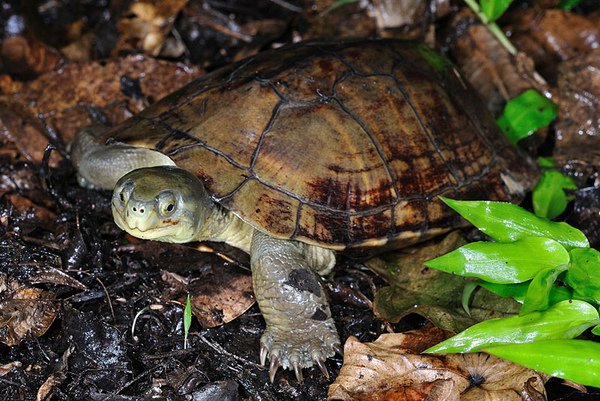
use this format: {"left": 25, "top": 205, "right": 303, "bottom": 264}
{"left": 250, "top": 230, "right": 340, "bottom": 382}
{"left": 71, "top": 125, "right": 175, "bottom": 190}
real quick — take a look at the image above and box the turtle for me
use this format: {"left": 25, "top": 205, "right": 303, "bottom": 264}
{"left": 70, "top": 39, "right": 537, "bottom": 382}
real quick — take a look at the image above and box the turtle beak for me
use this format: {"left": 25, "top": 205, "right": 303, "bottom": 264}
{"left": 112, "top": 197, "right": 162, "bottom": 233}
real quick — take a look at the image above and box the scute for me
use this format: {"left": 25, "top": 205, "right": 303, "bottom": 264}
{"left": 102, "top": 39, "right": 536, "bottom": 249}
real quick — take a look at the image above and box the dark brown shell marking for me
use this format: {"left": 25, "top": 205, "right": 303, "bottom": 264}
{"left": 103, "top": 39, "right": 536, "bottom": 249}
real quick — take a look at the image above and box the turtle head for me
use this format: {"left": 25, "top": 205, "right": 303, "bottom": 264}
{"left": 111, "top": 166, "right": 211, "bottom": 243}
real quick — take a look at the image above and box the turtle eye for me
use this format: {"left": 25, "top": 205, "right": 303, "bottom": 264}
{"left": 158, "top": 191, "right": 177, "bottom": 217}
{"left": 114, "top": 181, "right": 133, "bottom": 206}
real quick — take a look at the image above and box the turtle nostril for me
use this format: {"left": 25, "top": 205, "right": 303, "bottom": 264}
{"left": 140, "top": 208, "right": 144, "bottom": 214}
{"left": 132, "top": 207, "right": 137, "bottom": 212}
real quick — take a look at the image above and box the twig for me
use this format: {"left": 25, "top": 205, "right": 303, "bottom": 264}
{"left": 268, "top": 0, "right": 303, "bottom": 13}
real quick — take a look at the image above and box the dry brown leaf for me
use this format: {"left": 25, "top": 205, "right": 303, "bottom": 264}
{"left": 0, "top": 98, "right": 61, "bottom": 166}
{"left": 0, "top": 361, "right": 22, "bottom": 376}
{"left": 328, "top": 326, "right": 547, "bottom": 401}
{"left": 0, "top": 35, "right": 63, "bottom": 78}
{"left": 116, "top": 0, "right": 188, "bottom": 57}
{"left": 554, "top": 48, "right": 600, "bottom": 183}
{"left": 36, "top": 346, "right": 71, "bottom": 401}
{"left": 187, "top": 268, "right": 254, "bottom": 328}
{"left": 30, "top": 267, "right": 87, "bottom": 290}
{"left": 448, "top": 9, "right": 550, "bottom": 116}
{"left": 304, "top": 0, "right": 376, "bottom": 41}
{"left": 6, "top": 194, "right": 57, "bottom": 231}
{"left": 369, "top": 0, "right": 450, "bottom": 41}
{"left": 0, "top": 274, "right": 58, "bottom": 346}
{"left": 2, "top": 56, "right": 202, "bottom": 165}
{"left": 508, "top": 9, "right": 600, "bottom": 84}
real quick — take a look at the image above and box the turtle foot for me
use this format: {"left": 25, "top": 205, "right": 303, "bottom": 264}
{"left": 259, "top": 321, "right": 340, "bottom": 383}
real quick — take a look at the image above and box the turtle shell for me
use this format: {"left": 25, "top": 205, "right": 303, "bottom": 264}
{"left": 104, "top": 39, "right": 536, "bottom": 250}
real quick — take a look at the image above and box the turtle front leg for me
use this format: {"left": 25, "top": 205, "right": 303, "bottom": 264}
{"left": 250, "top": 230, "right": 340, "bottom": 382}
{"left": 71, "top": 126, "right": 175, "bottom": 190}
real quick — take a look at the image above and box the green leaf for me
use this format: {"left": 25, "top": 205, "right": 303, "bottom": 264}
{"left": 565, "top": 248, "right": 600, "bottom": 304}
{"left": 440, "top": 198, "right": 589, "bottom": 249}
{"left": 479, "top": 281, "right": 572, "bottom": 304}
{"left": 593, "top": 324, "right": 600, "bottom": 336}
{"left": 486, "top": 340, "right": 600, "bottom": 387}
{"left": 479, "top": 0, "right": 514, "bottom": 22}
{"left": 425, "top": 300, "right": 598, "bottom": 353}
{"left": 536, "top": 156, "right": 555, "bottom": 168}
{"left": 184, "top": 294, "right": 192, "bottom": 349}
{"left": 497, "top": 89, "right": 558, "bottom": 143}
{"left": 479, "top": 281, "right": 530, "bottom": 300}
{"left": 462, "top": 282, "right": 480, "bottom": 315}
{"left": 425, "top": 237, "right": 569, "bottom": 284}
{"left": 556, "top": 0, "right": 582, "bottom": 10}
{"left": 520, "top": 264, "right": 568, "bottom": 315}
{"left": 533, "top": 169, "right": 577, "bottom": 219}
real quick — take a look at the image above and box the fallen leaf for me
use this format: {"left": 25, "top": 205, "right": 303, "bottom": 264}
{"left": 554, "top": 48, "right": 600, "bottom": 184}
{"left": 116, "top": 0, "right": 188, "bottom": 57}
{"left": 448, "top": 8, "right": 550, "bottom": 116}
{"left": 0, "top": 34, "right": 63, "bottom": 79}
{"left": 186, "top": 266, "right": 254, "bottom": 328}
{"left": 508, "top": 9, "right": 600, "bottom": 84}
{"left": 2, "top": 55, "right": 202, "bottom": 165}
{"left": 0, "top": 274, "right": 58, "bottom": 346}
{"left": 0, "top": 361, "right": 22, "bottom": 376}
{"left": 328, "top": 327, "right": 547, "bottom": 401}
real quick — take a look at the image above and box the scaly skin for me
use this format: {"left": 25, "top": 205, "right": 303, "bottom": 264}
{"left": 72, "top": 129, "right": 341, "bottom": 382}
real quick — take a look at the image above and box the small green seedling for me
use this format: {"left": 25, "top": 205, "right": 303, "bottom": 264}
{"left": 184, "top": 294, "right": 192, "bottom": 349}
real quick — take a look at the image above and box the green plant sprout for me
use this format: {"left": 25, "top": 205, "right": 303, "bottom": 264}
{"left": 462, "top": 0, "right": 517, "bottom": 54}
{"left": 184, "top": 294, "right": 192, "bottom": 349}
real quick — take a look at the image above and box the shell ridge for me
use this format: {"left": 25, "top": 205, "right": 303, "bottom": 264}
{"left": 389, "top": 64, "right": 463, "bottom": 187}
{"left": 249, "top": 99, "right": 284, "bottom": 170}
{"left": 151, "top": 119, "right": 250, "bottom": 171}
{"left": 330, "top": 85, "right": 401, "bottom": 207}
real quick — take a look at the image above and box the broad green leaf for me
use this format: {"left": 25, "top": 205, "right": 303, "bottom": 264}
{"left": 565, "top": 248, "right": 600, "bottom": 304}
{"left": 479, "top": 281, "right": 572, "bottom": 304}
{"left": 520, "top": 265, "right": 568, "bottom": 315}
{"left": 425, "top": 237, "right": 569, "bottom": 284}
{"left": 497, "top": 89, "right": 558, "bottom": 143}
{"left": 556, "top": 0, "right": 582, "bottom": 9}
{"left": 486, "top": 340, "right": 600, "bottom": 387}
{"left": 425, "top": 300, "right": 598, "bottom": 353}
{"left": 440, "top": 198, "right": 589, "bottom": 249}
{"left": 479, "top": 0, "right": 514, "bottom": 22}
{"left": 533, "top": 169, "right": 576, "bottom": 219}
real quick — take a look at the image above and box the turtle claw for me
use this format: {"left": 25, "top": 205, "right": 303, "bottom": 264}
{"left": 316, "top": 358, "right": 329, "bottom": 380}
{"left": 292, "top": 360, "right": 303, "bottom": 383}
{"left": 259, "top": 320, "right": 339, "bottom": 382}
{"left": 260, "top": 344, "right": 268, "bottom": 366}
{"left": 269, "top": 355, "right": 280, "bottom": 383}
